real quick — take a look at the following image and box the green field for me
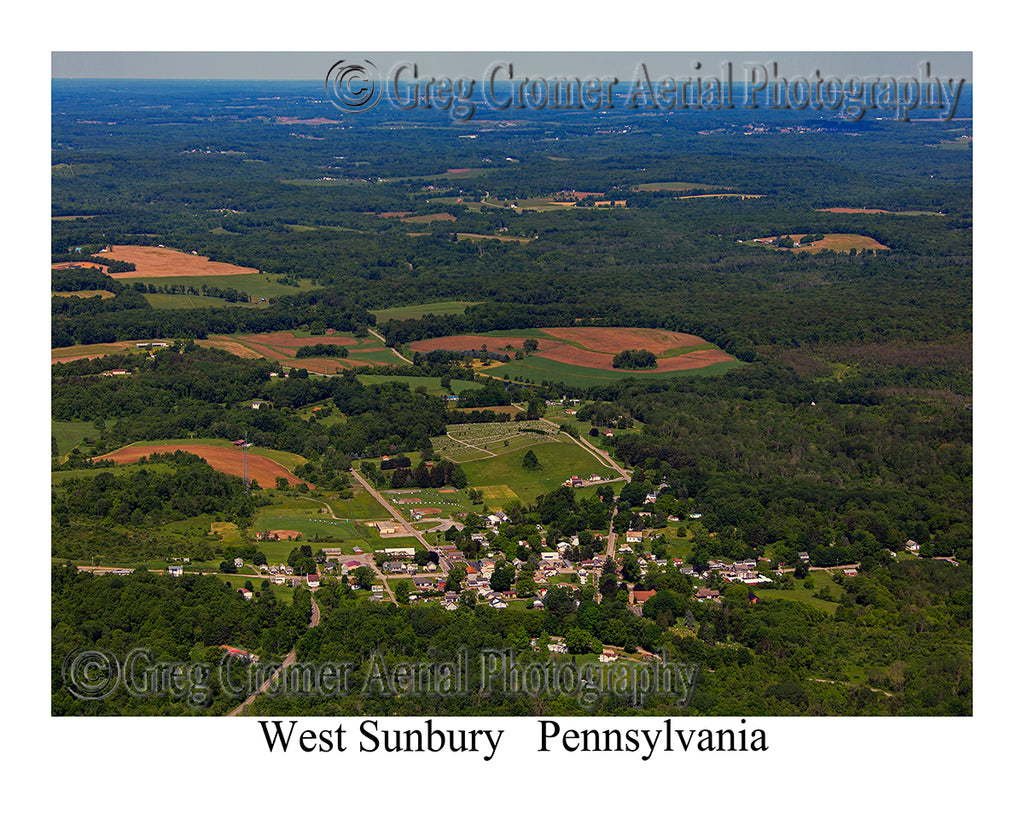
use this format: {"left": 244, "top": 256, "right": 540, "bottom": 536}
{"left": 51, "top": 459, "right": 179, "bottom": 484}
{"left": 51, "top": 420, "right": 100, "bottom": 456}
{"left": 318, "top": 487, "right": 391, "bottom": 521}
{"left": 381, "top": 487, "right": 474, "bottom": 517}
{"left": 431, "top": 421, "right": 559, "bottom": 463}
{"left": 118, "top": 272, "right": 318, "bottom": 301}
{"left": 143, "top": 292, "right": 264, "bottom": 310}
{"left": 633, "top": 181, "right": 725, "bottom": 191}
{"left": 357, "top": 374, "right": 480, "bottom": 395}
{"left": 371, "top": 301, "right": 480, "bottom": 322}
{"left": 459, "top": 438, "right": 617, "bottom": 506}
{"left": 757, "top": 571, "right": 844, "bottom": 614}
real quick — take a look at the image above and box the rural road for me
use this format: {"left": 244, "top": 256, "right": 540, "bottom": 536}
{"left": 368, "top": 327, "right": 413, "bottom": 365}
{"left": 348, "top": 468, "right": 434, "bottom": 553}
{"left": 227, "top": 594, "right": 320, "bottom": 717}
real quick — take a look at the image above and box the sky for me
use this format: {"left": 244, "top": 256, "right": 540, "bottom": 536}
{"left": 52, "top": 51, "right": 972, "bottom": 83}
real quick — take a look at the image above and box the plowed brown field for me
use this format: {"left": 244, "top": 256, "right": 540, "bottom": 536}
{"left": 98, "top": 246, "right": 259, "bottom": 279}
{"left": 98, "top": 444, "right": 310, "bottom": 488}
{"left": 408, "top": 327, "right": 733, "bottom": 372}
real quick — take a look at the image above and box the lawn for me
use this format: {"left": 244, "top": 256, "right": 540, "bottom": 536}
{"left": 757, "top": 571, "right": 844, "bottom": 614}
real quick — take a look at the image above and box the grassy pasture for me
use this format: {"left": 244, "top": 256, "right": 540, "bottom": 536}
{"left": 371, "top": 301, "right": 480, "bottom": 322}
{"left": 52, "top": 290, "right": 115, "bottom": 299}
{"left": 51, "top": 460, "right": 179, "bottom": 484}
{"left": 320, "top": 486, "right": 391, "bottom": 521}
{"left": 356, "top": 374, "right": 480, "bottom": 395}
{"left": 633, "top": 181, "right": 726, "bottom": 191}
{"left": 52, "top": 420, "right": 100, "bottom": 456}
{"left": 142, "top": 292, "right": 263, "bottom": 310}
{"left": 119, "top": 272, "right": 317, "bottom": 301}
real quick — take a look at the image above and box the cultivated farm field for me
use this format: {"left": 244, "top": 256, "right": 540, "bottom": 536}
{"left": 408, "top": 326, "right": 741, "bottom": 387}
{"left": 97, "top": 440, "right": 309, "bottom": 488}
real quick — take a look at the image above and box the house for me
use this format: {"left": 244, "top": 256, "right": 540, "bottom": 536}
{"left": 695, "top": 587, "right": 720, "bottom": 601}
{"left": 798, "top": 551, "right": 810, "bottom": 562}
{"left": 625, "top": 531, "right": 643, "bottom": 544}
{"left": 238, "top": 588, "right": 253, "bottom": 601}
{"left": 631, "top": 589, "right": 657, "bottom": 606}
{"left": 905, "top": 540, "right": 920, "bottom": 552}
{"left": 233, "top": 557, "right": 244, "bottom": 568}
{"left": 375, "top": 522, "right": 398, "bottom": 535}
{"left": 383, "top": 560, "right": 405, "bottom": 574}
{"left": 599, "top": 648, "right": 618, "bottom": 663}
{"left": 167, "top": 565, "right": 183, "bottom": 577}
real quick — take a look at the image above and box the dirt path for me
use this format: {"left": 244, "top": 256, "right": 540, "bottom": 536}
{"left": 368, "top": 327, "right": 413, "bottom": 364}
{"left": 227, "top": 595, "right": 320, "bottom": 717}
